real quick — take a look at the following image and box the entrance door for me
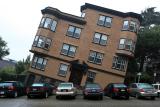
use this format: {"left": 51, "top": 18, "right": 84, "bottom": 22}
{"left": 69, "top": 69, "right": 83, "bottom": 85}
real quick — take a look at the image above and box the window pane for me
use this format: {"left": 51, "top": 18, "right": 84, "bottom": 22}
{"left": 119, "top": 39, "right": 125, "bottom": 49}
{"left": 125, "top": 40, "right": 132, "bottom": 50}
{"left": 122, "top": 21, "right": 129, "bottom": 30}
{"left": 44, "top": 18, "right": 52, "bottom": 28}
{"left": 51, "top": 20, "right": 57, "bottom": 31}
{"left": 88, "top": 51, "right": 96, "bottom": 62}
{"left": 32, "top": 56, "right": 38, "bottom": 68}
{"left": 37, "top": 36, "right": 45, "bottom": 48}
{"left": 95, "top": 53, "right": 103, "bottom": 64}
{"left": 44, "top": 38, "right": 51, "bottom": 49}
{"left": 36, "top": 58, "right": 43, "bottom": 69}
{"left": 93, "top": 33, "right": 101, "bottom": 43}
{"left": 104, "top": 17, "right": 112, "bottom": 27}
{"left": 61, "top": 44, "right": 69, "bottom": 55}
{"left": 41, "top": 59, "right": 47, "bottom": 70}
{"left": 58, "top": 64, "right": 68, "bottom": 76}
{"left": 39, "top": 17, "right": 45, "bottom": 27}
{"left": 100, "top": 35, "right": 107, "bottom": 45}
{"left": 33, "top": 36, "right": 39, "bottom": 46}
{"left": 67, "top": 26, "right": 74, "bottom": 36}
{"left": 98, "top": 16, "right": 105, "bottom": 25}
{"left": 112, "top": 56, "right": 127, "bottom": 71}
{"left": 130, "top": 21, "right": 136, "bottom": 31}
{"left": 74, "top": 28, "right": 81, "bottom": 38}
{"left": 81, "top": 12, "right": 86, "bottom": 18}
{"left": 68, "top": 46, "right": 76, "bottom": 57}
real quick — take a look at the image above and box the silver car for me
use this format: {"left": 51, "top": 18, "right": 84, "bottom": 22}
{"left": 129, "top": 83, "right": 157, "bottom": 100}
{"left": 56, "top": 82, "right": 77, "bottom": 99}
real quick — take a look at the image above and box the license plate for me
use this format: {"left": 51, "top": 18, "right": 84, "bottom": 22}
{"left": 92, "top": 90, "right": 96, "bottom": 92}
{"left": 33, "top": 88, "right": 37, "bottom": 91}
{"left": 0, "top": 91, "right": 4, "bottom": 94}
{"left": 121, "top": 89, "right": 125, "bottom": 91}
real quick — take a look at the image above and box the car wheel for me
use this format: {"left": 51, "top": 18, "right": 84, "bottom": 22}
{"left": 135, "top": 93, "right": 140, "bottom": 99}
{"left": 27, "top": 95, "right": 31, "bottom": 99}
{"left": 125, "top": 96, "right": 129, "bottom": 100}
{"left": 99, "top": 95, "right": 103, "bottom": 100}
{"left": 151, "top": 96, "right": 155, "bottom": 100}
{"left": 13, "top": 91, "right": 18, "bottom": 98}
{"left": 111, "top": 93, "right": 115, "bottom": 99}
{"left": 44, "top": 92, "right": 48, "bottom": 98}
{"left": 83, "top": 95, "right": 87, "bottom": 99}
{"left": 56, "top": 96, "right": 60, "bottom": 99}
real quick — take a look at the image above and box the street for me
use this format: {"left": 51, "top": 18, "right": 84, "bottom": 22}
{"left": 0, "top": 95, "right": 160, "bottom": 107}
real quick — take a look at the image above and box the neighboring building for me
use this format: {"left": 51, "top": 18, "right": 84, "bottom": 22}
{"left": 0, "top": 59, "right": 16, "bottom": 69}
{"left": 26, "top": 3, "right": 142, "bottom": 88}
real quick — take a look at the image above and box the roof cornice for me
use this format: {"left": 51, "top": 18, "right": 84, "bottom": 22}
{"left": 81, "top": 3, "right": 142, "bottom": 23}
{"left": 41, "top": 7, "right": 86, "bottom": 25}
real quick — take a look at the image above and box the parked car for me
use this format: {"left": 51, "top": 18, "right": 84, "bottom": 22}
{"left": 129, "top": 83, "right": 157, "bottom": 100}
{"left": 104, "top": 83, "right": 129, "bottom": 99}
{"left": 26, "top": 83, "right": 53, "bottom": 98}
{"left": 152, "top": 83, "right": 160, "bottom": 97}
{"left": 0, "top": 81, "right": 26, "bottom": 98}
{"left": 56, "top": 82, "right": 77, "bottom": 99}
{"left": 83, "top": 83, "right": 103, "bottom": 100}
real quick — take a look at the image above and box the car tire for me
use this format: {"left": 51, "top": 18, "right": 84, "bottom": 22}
{"left": 56, "top": 96, "right": 60, "bottom": 99}
{"left": 44, "top": 92, "right": 48, "bottom": 98}
{"left": 151, "top": 96, "right": 155, "bottom": 100}
{"left": 135, "top": 93, "right": 140, "bottom": 99}
{"left": 111, "top": 93, "right": 115, "bottom": 99}
{"left": 99, "top": 95, "right": 103, "bottom": 100}
{"left": 13, "top": 91, "right": 18, "bottom": 98}
{"left": 125, "top": 96, "right": 129, "bottom": 100}
{"left": 83, "top": 95, "right": 87, "bottom": 99}
{"left": 27, "top": 95, "right": 31, "bottom": 99}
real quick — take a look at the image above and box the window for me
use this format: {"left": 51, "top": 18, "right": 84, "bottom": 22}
{"left": 122, "top": 20, "right": 138, "bottom": 32}
{"left": 118, "top": 38, "right": 135, "bottom": 52}
{"left": 33, "top": 36, "right": 39, "bottom": 46}
{"left": 58, "top": 64, "right": 68, "bottom": 76}
{"left": 130, "top": 21, "right": 136, "bottom": 32}
{"left": 31, "top": 56, "right": 47, "bottom": 70}
{"left": 112, "top": 56, "right": 127, "bottom": 71}
{"left": 97, "top": 15, "right": 112, "bottom": 27}
{"left": 44, "top": 18, "right": 52, "bottom": 28}
{"left": 39, "top": 17, "right": 57, "bottom": 31}
{"left": 66, "top": 26, "right": 81, "bottom": 38}
{"left": 88, "top": 51, "right": 104, "bottom": 64}
{"left": 81, "top": 12, "right": 85, "bottom": 18}
{"left": 61, "top": 43, "right": 77, "bottom": 57}
{"left": 93, "top": 33, "right": 108, "bottom": 45}
{"left": 122, "top": 21, "right": 129, "bottom": 30}
{"left": 86, "top": 71, "right": 96, "bottom": 83}
{"left": 32, "top": 36, "right": 52, "bottom": 50}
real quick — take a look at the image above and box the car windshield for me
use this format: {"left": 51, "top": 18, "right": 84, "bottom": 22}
{"left": 32, "top": 83, "right": 44, "bottom": 87}
{"left": 58, "top": 83, "right": 72, "bottom": 87}
{"left": 0, "top": 83, "right": 13, "bottom": 86}
{"left": 114, "top": 84, "right": 126, "bottom": 88}
{"left": 138, "top": 83, "right": 153, "bottom": 89}
{"left": 86, "top": 83, "right": 100, "bottom": 88}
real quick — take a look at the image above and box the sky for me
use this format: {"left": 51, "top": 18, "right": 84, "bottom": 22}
{"left": 0, "top": 0, "right": 160, "bottom": 61}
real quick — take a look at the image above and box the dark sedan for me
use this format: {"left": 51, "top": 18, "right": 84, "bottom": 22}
{"left": 26, "top": 83, "right": 53, "bottom": 98}
{"left": 104, "top": 83, "right": 129, "bottom": 99}
{"left": 0, "top": 81, "right": 26, "bottom": 98}
{"left": 83, "top": 83, "right": 103, "bottom": 100}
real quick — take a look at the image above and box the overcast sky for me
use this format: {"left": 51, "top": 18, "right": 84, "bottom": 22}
{"left": 0, "top": 0, "right": 160, "bottom": 61}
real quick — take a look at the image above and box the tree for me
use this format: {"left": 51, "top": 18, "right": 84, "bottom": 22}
{"left": 0, "top": 36, "right": 9, "bottom": 59}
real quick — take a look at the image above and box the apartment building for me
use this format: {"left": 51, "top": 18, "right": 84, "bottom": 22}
{"left": 25, "top": 3, "right": 142, "bottom": 88}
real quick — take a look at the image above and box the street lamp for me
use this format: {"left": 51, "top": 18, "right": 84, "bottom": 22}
{"left": 137, "top": 72, "right": 142, "bottom": 83}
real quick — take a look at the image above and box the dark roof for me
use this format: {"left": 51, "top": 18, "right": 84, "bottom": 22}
{"left": 0, "top": 59, "right": 16, "bottom": 69}
{"left": 81, "top": 3, "right": 142, "bottom": 23}
{"left": 41, "top": 7, "right": 86, "bottom": 25}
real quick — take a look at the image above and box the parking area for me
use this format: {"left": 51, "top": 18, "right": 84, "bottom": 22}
{"left": 0, "top": 95, "right": 160, "bottom": 107}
